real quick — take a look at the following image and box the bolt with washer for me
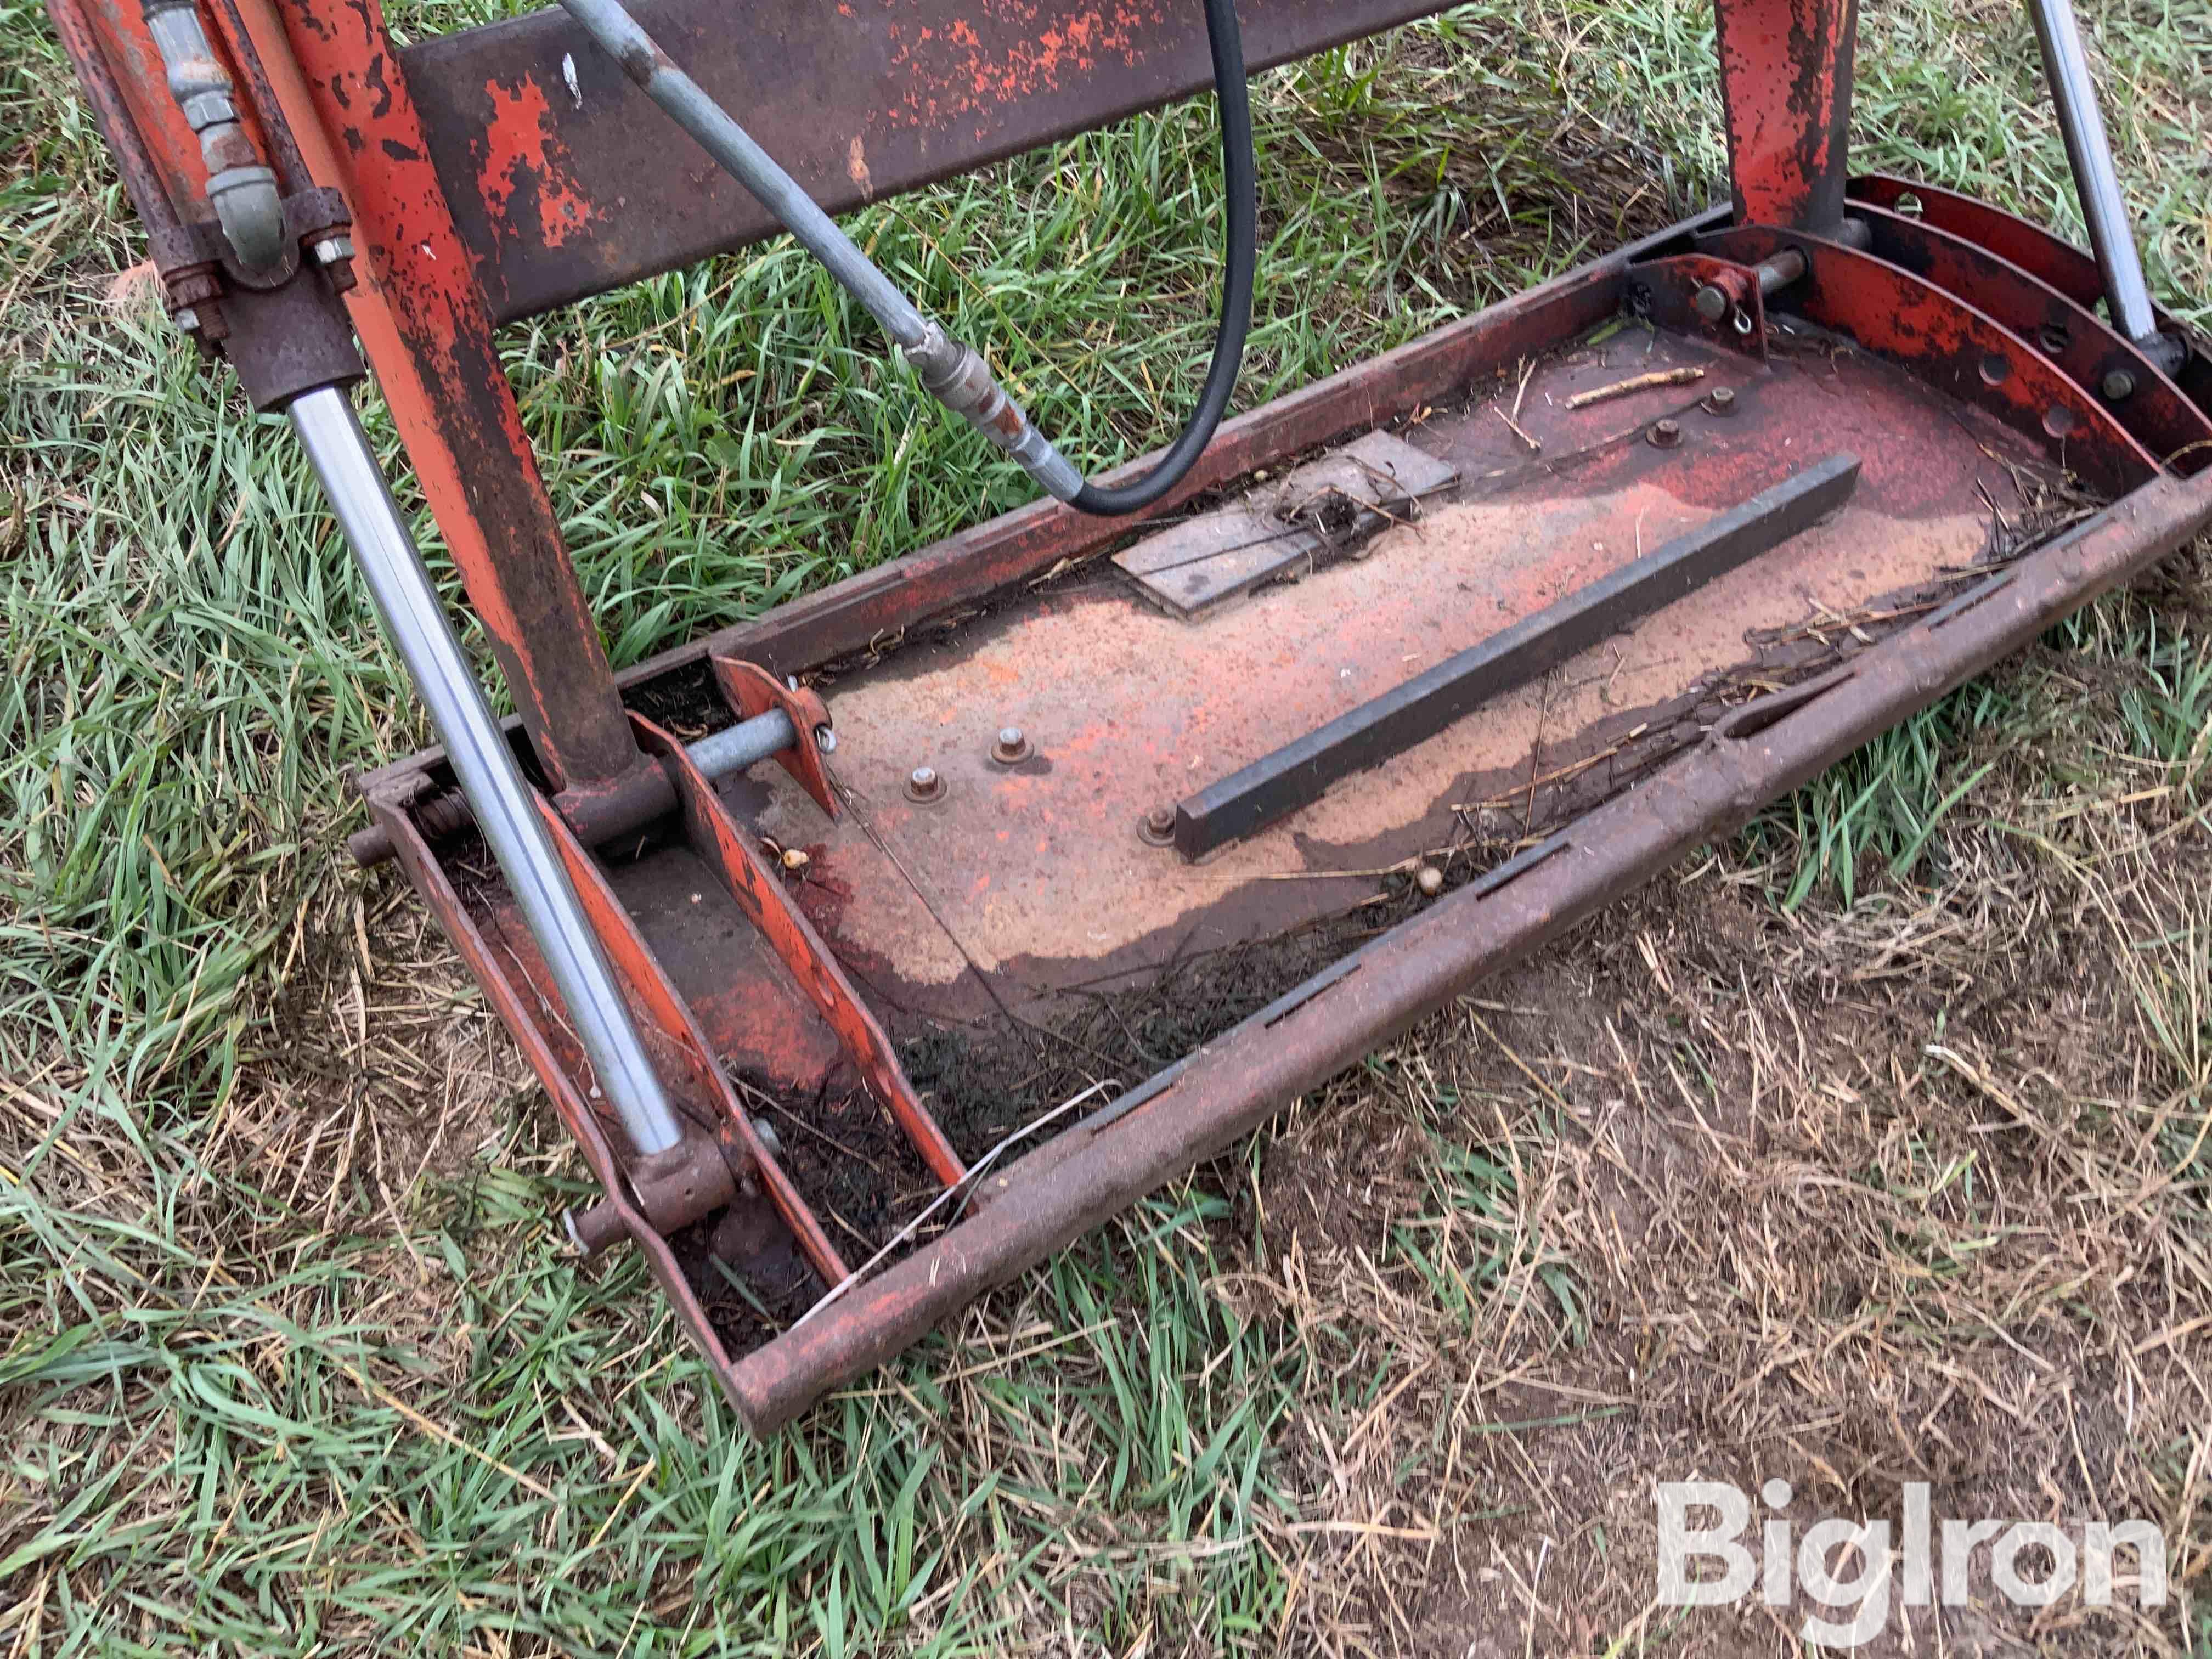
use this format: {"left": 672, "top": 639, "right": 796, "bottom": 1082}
{"left": 904, "top": 766, "right": 946, "bottom": 804}
{"left": 989, "top": 726, "right": 1032, "bottom": 765}
{"left": 1138, "top": 804, "right": 1178, "bottom": 847}
{"left": 1702, "top": 386, "right": 1737, "bottom": 417}
{"left": 1648, "top": 418, "right": 1683, "bottom": 449}
{"left": 2100, "top": 368, "right": 2137, "bottom": 403}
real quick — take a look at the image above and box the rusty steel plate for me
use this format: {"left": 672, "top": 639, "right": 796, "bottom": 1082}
{"left": 396, "top": 0, "right": 1457, "bottom": 322}
{"left": 459, "top": 314, "right": 2118, "bottom": 1109}
{"left": 672, "top": 328, "right": 2067, "bottom": 1035}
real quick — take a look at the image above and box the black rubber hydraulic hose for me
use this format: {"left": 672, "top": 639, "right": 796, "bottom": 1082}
{"left": 1070, "top": 0, "right": 1257, "bottom": 517}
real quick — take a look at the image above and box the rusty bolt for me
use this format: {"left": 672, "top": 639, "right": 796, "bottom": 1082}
{"left": 1702, "top": 386, "right": 1737, "bottom": 417}
{"left": 1415, "top": 865, "right": 1444, "bottom": 897}
{"left": 1648, "top": 418, "right": 1683, "bottom": 449}
{"left": 2101, "top": 369, "right": 2137, "bottom": 403}
{"left": 1692, "top": 285, "right": 1730, "bottom": 324}
{"left": 904, "top": 766, "right": 945, "bottom": 804}
{"left": 990, "top": 726, "right": 1031, "bottom": 765}
{"left": 311, "top": 234, "right": 358, "bottom": 294}
{"left": 1138, "top": 805, "right": 1178, "bottom": 847}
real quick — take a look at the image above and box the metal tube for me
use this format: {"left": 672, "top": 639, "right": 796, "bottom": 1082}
{"left": 555, "top": 0, "right": 1085, "bottom": 503}
{"left": 2023, "top": 0, "right": 2167, "bottom": 358}
{"left": 289, "top": 386, "right": 685, "bottom": 1156}
{"left": 347, "top": 703, "right": 818, "bottom": 866}
{"left": 688, "top": 706, "right": 797, "bottom": 778}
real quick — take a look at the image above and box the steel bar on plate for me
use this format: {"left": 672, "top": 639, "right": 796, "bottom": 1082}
{"left": 1173, "top": 453, "right": 1864, "bottom": 858}
{"left": 289, "top": 386, "right": 684, "bottom": 1155}
{"left": 2021, "top": 0, "right": 2171, "bottom": 365}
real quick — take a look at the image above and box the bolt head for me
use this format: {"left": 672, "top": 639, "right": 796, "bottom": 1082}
{"left": 904, "top": 765, "right": 945, "bottom": 804}
{"left": 1138, "top": 805, "right": 1178, "bottom": 846}
{"left": 911, "top": 766, "right": 936, "bottom": 789}
{"left": 1649, "top": 418, "right": 1683, "bottom": 449}
{"left": 1702, "top": 387, "right": 1737, "bottom": 416}
{"left": 2100, "top": 368, "right": 2137, "bottom": 403}
{"left": 989, "top": 725, "right": 1032, "bottom": 765}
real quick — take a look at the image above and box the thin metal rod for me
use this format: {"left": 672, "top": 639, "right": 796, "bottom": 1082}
{"left": 2023, "top": 0, "right": 2165, "bottom": 356}
{"left": 345, "top": 702, "right": 821, "bottom": 867}
{"left": 290, "top": 386, "right": 684, "bottom": 1155}
{"left": 688, "top": 706, "right": 796, "bottom": 778}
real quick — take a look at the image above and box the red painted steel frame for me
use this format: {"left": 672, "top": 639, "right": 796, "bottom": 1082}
{"left": 65, "top": 0, "right": 2212, "bottom": 1430}
{"left": 1713, "top": 0, "right": 1858, "bottom": 229}
{"left": 253, "top": 0, "right": 648, "bottom": 806}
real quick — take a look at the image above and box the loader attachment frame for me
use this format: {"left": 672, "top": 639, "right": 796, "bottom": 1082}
{"left": 52, "top": 0, "right": 2212, "bottom": 1432}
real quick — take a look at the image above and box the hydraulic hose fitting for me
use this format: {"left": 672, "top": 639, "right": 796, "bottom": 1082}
{"left": 906, "top": 324, "right": 1084, "bottom": 503}
{"left": 140, "top": 0, "right": 284, "bottom": 271}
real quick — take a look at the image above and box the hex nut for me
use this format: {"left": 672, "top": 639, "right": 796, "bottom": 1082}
{"left": 1649, "top": 418, "right": 1683, "bottom": 449}
{"left": 1138, "top": 805, "right": 1178, "bottom": 847}
{"left": 1702, "top": 386, "right": 1737, "bottom": 417}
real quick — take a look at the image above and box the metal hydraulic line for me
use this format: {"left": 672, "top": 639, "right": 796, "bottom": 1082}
{"left": 554, "top": 0, "right": 1255, "bottom": 517}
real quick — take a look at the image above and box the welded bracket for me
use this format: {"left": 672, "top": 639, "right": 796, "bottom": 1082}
{"left": 710, "top": 654, "right": 838, "bottom": 820}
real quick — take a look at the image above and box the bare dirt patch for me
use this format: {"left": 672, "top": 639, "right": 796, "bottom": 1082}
{"left": 1233, "top": 806, "right": 2211, "bottom": 1656}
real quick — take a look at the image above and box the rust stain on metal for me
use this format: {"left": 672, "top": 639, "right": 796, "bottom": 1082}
{"left": 274, "top": 0, "right": 642, "bottom": 794}
{"left": 1712, "top": 0, "right": 1857, "bottom": 229}
{"left": 1705, "top": 224, "right": 2159, "bottom": 494}
{"left": 474, "top": 73, "right": 598, "bottom": 250}
{"left": 720, "top": 338, "right": 2029, "bottom": 1015}
{"left": 880, "top": 2, "right": 1163, "bottom": 133}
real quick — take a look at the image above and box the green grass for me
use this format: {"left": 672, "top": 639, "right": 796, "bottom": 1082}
{"left": 4, "top": 0, "right": 2211, "bottom": 1651}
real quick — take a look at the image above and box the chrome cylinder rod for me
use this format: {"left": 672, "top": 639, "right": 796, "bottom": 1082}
{"left": 290, "top": 386, "right": 685, "bottom": 1156}
{"left": 2023, "top": 0, "right": 2168, "bottom": 360}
